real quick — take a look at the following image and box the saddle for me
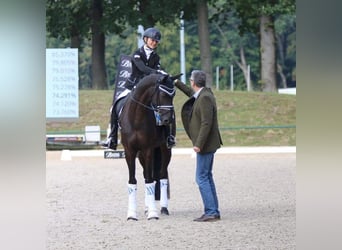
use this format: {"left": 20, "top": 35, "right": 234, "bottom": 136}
{"left": 113, "top": 95, "right": 128, "bottom": 121}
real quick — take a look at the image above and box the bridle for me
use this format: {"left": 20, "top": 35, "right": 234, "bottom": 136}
{"left": 130, "top": 82, "right": 175, "bottom": 113}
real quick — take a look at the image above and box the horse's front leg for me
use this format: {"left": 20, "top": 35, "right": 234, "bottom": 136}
{"left": 141, "top": 149, "right": 159, "bottom": 220}
{"left": 125, "top": 149, "right": 138, "bottom": 221}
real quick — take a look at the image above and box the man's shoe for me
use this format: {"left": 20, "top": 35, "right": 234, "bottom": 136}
{"left": 193, "top": 214, "right": 220, "bottom": 222}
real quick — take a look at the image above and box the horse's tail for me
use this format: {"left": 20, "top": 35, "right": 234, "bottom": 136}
{"left": 154, "top": 179, "right": 170, "bottom": 201}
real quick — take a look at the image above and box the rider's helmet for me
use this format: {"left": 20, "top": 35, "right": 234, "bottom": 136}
{"left": 143, "top": 27, "right": 161, "bottom": 42}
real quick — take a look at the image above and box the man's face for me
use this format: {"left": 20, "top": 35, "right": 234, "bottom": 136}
{"left": 190, "top": 77, "right": 195, "bottom": 89}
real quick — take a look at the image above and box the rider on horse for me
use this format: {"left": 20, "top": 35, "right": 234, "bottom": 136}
{"left": 102, "top": 27, "right": 176, "bottom": 150}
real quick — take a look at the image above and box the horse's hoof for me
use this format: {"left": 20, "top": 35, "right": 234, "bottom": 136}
{"left": 147, "top": 216, "right": 159, "bottom": 220}
{"left": 161, "top": 207, "right": 169, "bottom": 215}
{"left": 147, "top": 210, "right": 159, "bottom": 220}
{"left": 127, "top": 211, "right": 138, "bottom": 221}
{"left": 127, "top": 217, "right": 138, "bottom": 221}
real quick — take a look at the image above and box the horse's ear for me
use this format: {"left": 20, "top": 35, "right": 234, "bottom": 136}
{"left": 163, "top": 76, "right": 175, "bottom": 89}
{"left": 159, "top": 73, "right": 182, "bottom": 88}
{"left": 170, "top": 73, "right": 183, "bottom": 81}
{"left": 157, "top": 74, "right": 168, "bottom": 84}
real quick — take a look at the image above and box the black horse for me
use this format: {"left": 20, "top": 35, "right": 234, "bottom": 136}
{"left": 118, "top": 73, "right": 179, "bottom": 220}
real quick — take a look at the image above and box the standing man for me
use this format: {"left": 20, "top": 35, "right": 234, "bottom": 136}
{"left": 174, "top": 70, "right": 223, "bottom": 222}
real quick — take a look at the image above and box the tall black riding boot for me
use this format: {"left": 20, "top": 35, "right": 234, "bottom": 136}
{"left": 108, "top": 123, "right": 118, "bottom": 150}
{"left": 101, "top": 108, "right": 118, "bottom": 150}
{"left": 166, "top": 124, "right": 176, "bottom": 149}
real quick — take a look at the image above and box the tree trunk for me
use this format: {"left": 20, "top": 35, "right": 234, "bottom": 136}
{"left": 91, "top": 0, "right": 107, "bottom": 89}
{"left": 70, "top": 26, "right": 82, "bottom": 89}
{"left": 196, "top": 0, "right": 213, "bottom": 87}
{"left": 214, "top": 23, "right": 252, "bottom": 91}
{"left": 260, "top": 15, "right": 276, "bottom": 92}
{"left": 70, "top": 35, "right": 81, "bottom": 49}
{"left": 277, "top": 63, "right": 287, "bottom": 88}
{"left": 276, "top": 33, "right": 288, "bottom": 88}
{"left": 236, "top": 46, "right": 253, "bottom": 91}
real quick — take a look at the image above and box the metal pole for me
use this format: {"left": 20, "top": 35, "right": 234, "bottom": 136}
{"left": 230, "top": 65, "right": 234, "bottom": 91}
{"left": 180, "top": 11, "right": 186, "bottom": 83}
{"left": 137, "top": 25, "right": 144, "bottom": 48}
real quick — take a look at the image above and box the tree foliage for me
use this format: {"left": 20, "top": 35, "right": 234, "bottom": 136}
{"left": 211, "top": 0, "right": 295, "bottom": 92}
{"left": 46, "top": 0, "right": 296, "bottom": 91}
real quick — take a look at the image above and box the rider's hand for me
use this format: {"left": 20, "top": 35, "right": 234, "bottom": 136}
{"left": 157, "top": 69, "right": 168, "bottom": 76}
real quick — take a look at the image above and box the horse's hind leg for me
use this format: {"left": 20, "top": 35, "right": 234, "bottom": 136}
{"left": 160, "top": 179, "right": 169, "bottom": 215}
{"left": 159, "top": 146, "right": 172, "bottom": 215}
{"left": 150, "top": 148, "right": 169, "bottom": 215}
{"left": 141, "top": 149, "right": 159, "bottom": 220}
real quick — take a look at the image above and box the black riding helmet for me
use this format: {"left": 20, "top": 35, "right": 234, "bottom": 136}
{"left": 143, "top": 27, "right": 161, "bottom": 42}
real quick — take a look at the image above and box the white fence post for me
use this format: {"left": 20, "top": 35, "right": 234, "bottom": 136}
{"left": 230, "top": 65, "right": 234, "bottom": 91}
{"left": 216, "top": 66, "right": 219, "bottom": 90}
{"left": 247, "top": 65, "right": 251, "bottom": 91}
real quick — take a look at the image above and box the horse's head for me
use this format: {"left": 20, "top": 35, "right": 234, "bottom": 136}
{"left": 152, "top": 74, "right": 177, "bottom": 126}
{"left": 131, "top": 74, "right": 178, "bottom": 126}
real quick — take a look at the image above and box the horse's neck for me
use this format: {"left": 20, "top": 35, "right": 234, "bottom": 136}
{"left": 133, "top": 84, "right": 154, "bottom": 106}
{"left": 127, "top": 90, "right": 153, "bottom": 121}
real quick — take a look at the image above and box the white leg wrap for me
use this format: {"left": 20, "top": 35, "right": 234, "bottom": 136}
{"left": 144, "top": 186, "right": 149, "bottom": 214}
{"left": 145, "top": 182, "right": 159, "bottom": 219}
{"left": 160, "top": 179, "right": 168, "bottom": 208}
{"left": 127, "top": 184, "right": 137, "bottom": 220}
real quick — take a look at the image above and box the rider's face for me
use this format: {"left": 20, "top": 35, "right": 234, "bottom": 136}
{"left": 146, "top": 37, "right": 159, "bottom": 49}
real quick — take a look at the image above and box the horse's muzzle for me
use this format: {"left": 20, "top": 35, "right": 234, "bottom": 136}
{"left": 161, "top": 117, "right": 171, "bottom": 125}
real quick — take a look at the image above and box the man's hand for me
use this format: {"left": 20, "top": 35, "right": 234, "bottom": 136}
{"left": 193, "top": 146, "right": 200, "bottom": 153}
{"left": 174, "top": 79, "right": 184, "bottom": 87}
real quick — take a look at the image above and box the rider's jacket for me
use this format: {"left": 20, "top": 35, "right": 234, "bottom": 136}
{"left": 125, "top": 45, "right": 161, "bottom": 90}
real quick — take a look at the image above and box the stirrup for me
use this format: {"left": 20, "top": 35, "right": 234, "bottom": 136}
{"left": 167, "top": 135, "right": 176, "bottom": 148}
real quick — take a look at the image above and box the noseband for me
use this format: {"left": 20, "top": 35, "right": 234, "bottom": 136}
{"left": 152, "top": 84, "right": 175, "bottom": 109}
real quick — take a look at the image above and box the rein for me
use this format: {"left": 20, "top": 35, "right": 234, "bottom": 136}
{"left": 130, "top": 94, "right": 155, "bottom": 111}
